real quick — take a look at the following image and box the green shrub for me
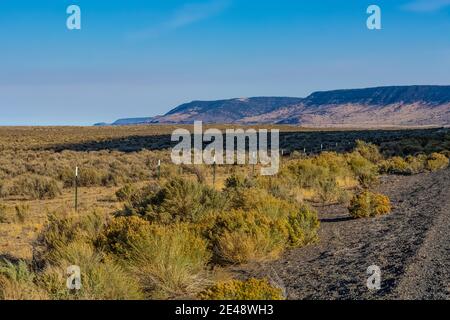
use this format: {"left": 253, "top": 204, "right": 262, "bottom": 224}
{"left": 210, "top": 188, "right": 319, "bottom": 263}
{"left": 313, "top": 152, "right": 353, "bottom": 178}
{"left": 285, "top": 206, "right": 320, "bottom": 247}
{"left": 230, "top": 188, "right": 293, "bottom": 219}
{"left": 354, "top": 140, "right": 383, "bottom": 163}
{"left": 122, "top": 178, "right": 228, "bottom": 224}
{"left": 315, "top": 177, "right": 342, "bottom": 204}
{"left": 379, "top": 156, "right": 411, "bottom": 175}
{"left": 208, "top": 209, "right": 287, "bottom": 264}
{"left": 348, "top": 191, "right": 391, "bottom": 218}
{"left": 285, "top": 153, "right": 364, "bottom": 200}
{"left": 199, "top": 278, "right": 284, "bottom": 300}
{"left": 426, "top": 153, "right": 449, "bottom": 171}
{"left": 56, "top": 166, "right": 76, "bottom": 188}
{"left": 151, "top": 178, "right": 210, "bottom": 223}
{"left": 346, "top": 152, "right": 379, "bottom": 187}
{"left": 405, "top": 154, "right": 427, "bottom": 174}
{"left": 286, "top": 159, "right": 329, "bottom": 189}
{"left": 78, "top": 168, "right": 102, "bottom": 187}
{"left": 230, "top": 188, "right": 320, "bottom": 242}
{"left": 253, "top": 176, "right": 294, "bottom": 201}
{"left": 33, "top": 211, "right": 106, "bottom": 267}
{"left": 97, "top": 216, "right": 151, "bottom": 258}
{"left": 115, "top": 184, "right": 137, "bottom": 202}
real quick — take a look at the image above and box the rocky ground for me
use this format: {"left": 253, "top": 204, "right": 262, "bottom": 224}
{"left": 231, "top": 169, "right": 450, "bottom": 299}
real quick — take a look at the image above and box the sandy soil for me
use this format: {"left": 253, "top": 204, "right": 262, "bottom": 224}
{"left": 231, "top": 169, "right": 450, "bottom": 300}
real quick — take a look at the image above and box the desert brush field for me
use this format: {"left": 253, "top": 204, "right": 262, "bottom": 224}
{"left": 0, "top": 125, "right": 449, "bottom": 300}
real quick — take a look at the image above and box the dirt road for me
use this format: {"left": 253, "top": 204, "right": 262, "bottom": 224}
{"left": 232, "top": 169, "right": 450, "bottom": 299}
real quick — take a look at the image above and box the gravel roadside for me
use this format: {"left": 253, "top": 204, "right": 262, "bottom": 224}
{"left": 231, "top": 169, "right": 450, "bottom": 299}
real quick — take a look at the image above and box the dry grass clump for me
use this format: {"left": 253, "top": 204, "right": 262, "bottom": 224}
{"left": 125, "top": 223, "right": 212, "bottom": 298}
{"left": 37, "top": 243, "right": 143, "bottom": 300}
{"left": 199, "top": 278, "right": 284, "bottom": 300}
{"left": 97, "top": 215, "right": 212, "bottom": 298}
{"left": 348, "top": 191, "right": 391, "bottom": 218}
{"left": 0, "top": 260, "right": 48, "bottom": 300}
{"left": 0, "top": 174, "right": 62, "bottom": 200}
{"left": 25, "top": 210, "right": 144, "bottom": 300}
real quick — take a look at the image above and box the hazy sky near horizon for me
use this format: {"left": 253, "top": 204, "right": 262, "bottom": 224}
{"left": 1, "top": 0, "right": 450, "bottom": 125}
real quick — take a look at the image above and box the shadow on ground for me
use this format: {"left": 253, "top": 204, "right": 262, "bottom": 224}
{"left": 41, "top": 128, "right": 444, "bottom": 154}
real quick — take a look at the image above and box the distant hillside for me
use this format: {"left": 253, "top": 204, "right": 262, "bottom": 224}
{"left": 97, "top": 85, "right": 450, "bottom": 127}
{"left": 304, "top": 86, "right": 450, "bottom": 106}
{"left": 94, "top": 117, "right": 153, "bottom": 126}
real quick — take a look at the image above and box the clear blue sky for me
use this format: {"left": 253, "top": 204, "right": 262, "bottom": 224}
{"left": 1, "top": 0, "right": 450, "bottom": 125}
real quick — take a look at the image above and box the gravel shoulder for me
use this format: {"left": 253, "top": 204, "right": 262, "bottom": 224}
{"left": 230, "top": 169, "right": 450, "bottom": 299}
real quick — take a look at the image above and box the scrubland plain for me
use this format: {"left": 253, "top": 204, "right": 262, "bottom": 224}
{"left": 0, "top": 126, "right": 449, "bottom": 300}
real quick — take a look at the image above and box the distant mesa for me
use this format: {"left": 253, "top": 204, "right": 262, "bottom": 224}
{"left": 97, "top": 85, "right": 450, "bottom": 127}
